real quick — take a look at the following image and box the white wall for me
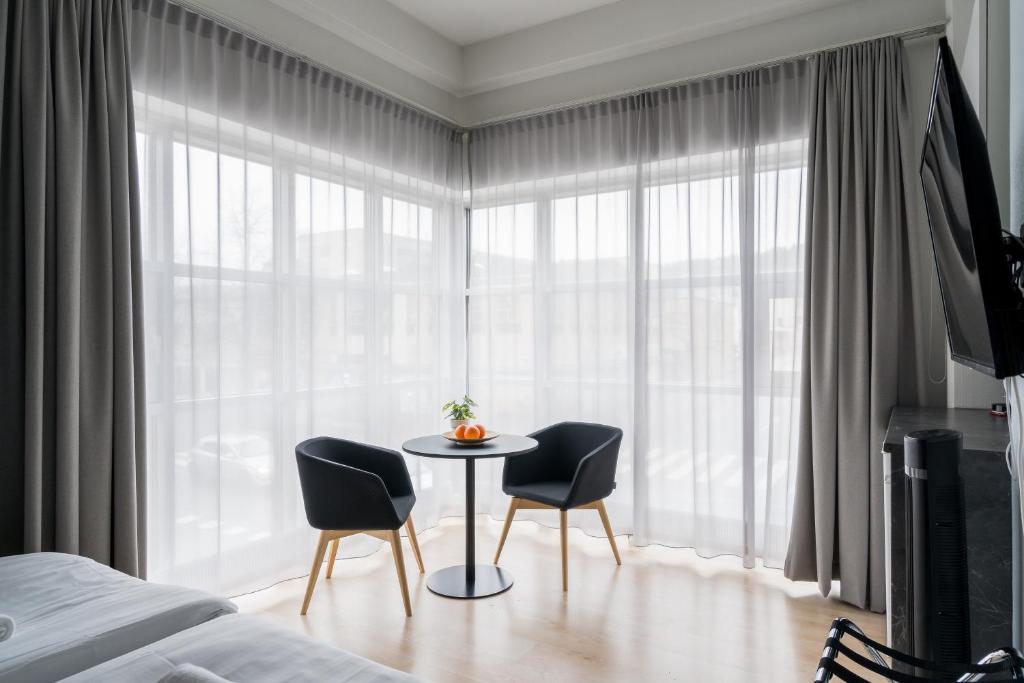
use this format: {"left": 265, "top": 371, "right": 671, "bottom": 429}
{"left": 1005, "top": 0, "right": 1024, "bottom": 648}
{"left": 1013, "top": 1, "right": 1024, "bottom": 236}
{"left": 903, "top": 34, "right": 956, "bottom": 403}
{"left": 947, "top": 0, "right": 983, "bottom": 113}
{"left": 989, "top": 0, "right": 1013, "bottom": 230}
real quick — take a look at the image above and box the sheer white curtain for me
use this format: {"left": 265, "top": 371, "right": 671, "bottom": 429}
{"left": 131, "top": 0, "right": 466, "bottom": 593}
{"left": 468, "top": 62, "right": 810, "bottom": 567}
{"left": 132, "top": 0, "right": 813, "bottom": 591}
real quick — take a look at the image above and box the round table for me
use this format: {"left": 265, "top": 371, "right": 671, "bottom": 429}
{"left": 402, "top": 433, "right": 538, "bottom": 599}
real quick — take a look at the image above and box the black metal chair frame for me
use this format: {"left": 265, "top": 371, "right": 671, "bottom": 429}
{"left": 815, "top": 617, "right": 1024, "bottom": 682}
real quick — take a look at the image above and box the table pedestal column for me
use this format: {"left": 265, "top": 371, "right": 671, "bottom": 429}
{"left": 426, "top": 457, "right": 514, "bottom": 599}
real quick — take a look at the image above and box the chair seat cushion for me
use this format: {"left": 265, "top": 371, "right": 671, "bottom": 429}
{"left": 503, "top": 480, "right": 572, "bottom": 508}
{"left": 390, "top": 494, "right": 415, "bottom": 524}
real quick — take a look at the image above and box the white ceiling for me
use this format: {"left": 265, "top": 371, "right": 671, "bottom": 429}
{"left": 384, "top": 0, "right": 621, "bottom": 46}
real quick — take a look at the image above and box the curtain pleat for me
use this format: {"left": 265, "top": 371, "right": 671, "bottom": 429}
{"left": 130, "top": 0, "right": 466, "bottom": 594}
{"left": 0, "top": 0, "right": 146, "bottom": 576}
{"left": 783, "top": 37, "right": 943, "bottom": 611}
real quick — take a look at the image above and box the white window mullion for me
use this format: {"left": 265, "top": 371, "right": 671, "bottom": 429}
{"left": 157, "top": 127, "right": 178, "bottom": 571}
{"left": 534, "top": 189, "right": 553, "bottom": 425}
{"left": 739, "top": 137, "right": 757, "bottom": 570}
{"left": 271, "top": 158, "right": 292, "bottom": 531}
{"left": 630, "top": 161, "right": 648, "bottom": 545}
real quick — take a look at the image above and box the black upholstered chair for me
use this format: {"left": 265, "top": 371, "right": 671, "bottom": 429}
{"left": 295, "top": 437, "right": 425, "bottom": 617}
{"left": 493, "top": 421, "right": 623, "bottom": 591}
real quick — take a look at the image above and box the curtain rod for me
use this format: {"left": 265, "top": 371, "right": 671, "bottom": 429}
{"left": 158, "top": 0, "right": 464, "bottom": 129}
{"left": 471, "top": 20, "right": 949, "bottom": 128}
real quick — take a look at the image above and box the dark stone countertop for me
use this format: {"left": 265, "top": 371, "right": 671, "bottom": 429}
{"left": 882, "top": 406, "right": 1009, "bottom": 455}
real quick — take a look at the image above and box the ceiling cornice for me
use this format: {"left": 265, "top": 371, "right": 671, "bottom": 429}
{"left": 267, "top": 0, "right": 866, "bottom": 99}
{"left": 456, "top": 0, "right": 849, "bottom": 96}
{"left": 266, "top": 0, "right": 464, "bottom": 94}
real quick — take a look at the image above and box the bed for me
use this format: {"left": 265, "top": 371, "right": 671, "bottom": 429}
{"left": 60, "top": 613, "right": 421, "bottom": 682}
{"left": 0, "top": 552, "right": 236, "bottom": 682}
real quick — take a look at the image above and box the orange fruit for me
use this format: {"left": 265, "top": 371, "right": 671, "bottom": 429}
{"left": 475, "top": 424, "right": 486, "bottom": 437}
{"left": 454, "top": 424, "right": 468, "bottom": 439}
{"left": 464, "top": 425, "right": 481, "bottom": 439}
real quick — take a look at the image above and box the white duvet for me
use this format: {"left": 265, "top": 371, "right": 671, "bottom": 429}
{"left": 60, "top": 613, "right": 421, "bottom": 682}
{"left": 0, "top": 553, "right": 236, "bottom": 682}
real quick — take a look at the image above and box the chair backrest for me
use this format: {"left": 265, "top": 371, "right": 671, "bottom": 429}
{"left": 523, "top": 422, "right": 622, "bottom": 507}
{"left": 563, "top": 422, "right": 622, "bottom": 507}
{"left": 295, "top": 437, "right": 411, "bottom": 531}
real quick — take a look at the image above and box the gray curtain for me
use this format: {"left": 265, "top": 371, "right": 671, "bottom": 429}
{"left": 783, "top": 37, "right": 941, "bottom": 611}
{"left": 0, "top": 0, "right": 146, "bottom": 576}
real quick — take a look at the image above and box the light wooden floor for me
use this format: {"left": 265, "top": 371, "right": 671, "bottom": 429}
{"left": 235, "top": 516, "right": 884, "bottom": 682}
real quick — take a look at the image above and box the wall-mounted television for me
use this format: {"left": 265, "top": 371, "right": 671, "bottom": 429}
{"left": 920, "top": 37, "right": 1024, "bottom": 379}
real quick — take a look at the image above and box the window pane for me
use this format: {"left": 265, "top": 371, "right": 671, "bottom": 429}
{"left": 294, "top": 173, "right": 365, "bottom": 279}
{"left": 550, "top": 289, "right": 629, "bottom": 379}
{"left": 468, "top": 291, "right": 534, "bottom": 377}
{"left": 174, "top": 276, "right": 217, "bottom": 400}
{"left": 552, "top": 190, "right": 629, "bottom": 283}
{"left": 382, "top": 196, "right": 433, "bottom": 283}
{"left": 173, "top": 143, "right": 273, "bottom": 271}
{"left": 644, "top": 177, "right": 741, "bottom": 277}
{"left": 219, "top": 281, "right": 274, "bottom": 396}
{"left": 219, "top": 155, "right": 273, "bottom": 271}
{"left": 174, "top": 143, "right": 218, "bottom": 267}
{"left": 470, "top": 203, "right": 535, "bottom": 287}
{"left": 293, "top": 287, "right": 369, "bottom": 390}
{"left": 382, "top": 293, "right": 438, "bottom": 380}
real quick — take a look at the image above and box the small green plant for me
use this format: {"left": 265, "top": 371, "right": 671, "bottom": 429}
{"left": 442, "top": 395, "right": 477, "bottom": 421}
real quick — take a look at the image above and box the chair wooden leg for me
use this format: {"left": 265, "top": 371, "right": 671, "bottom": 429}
{"left": 560, "top": 509, "right": 568, "bottom": 592}
{"left": 596, "top": 500, "right": 622, "bottom": 566}
{"left": 301, "top": 531, "right": 330, "bottom": 615}
{"left": 493, "top": 498, "right": 519, "bottom": 564}
{"left": 405, "top": 517, "right": 425, "bottom": 574}
{"left": 325, "top": 538, "right": 340, "bottom": 578}
{"left": 389, "top": 530, "right": 413, "bottom": 617}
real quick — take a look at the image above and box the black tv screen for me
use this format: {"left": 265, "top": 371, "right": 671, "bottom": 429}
{"left": 920, "top": 37, "right": 1024, "bottom": 378}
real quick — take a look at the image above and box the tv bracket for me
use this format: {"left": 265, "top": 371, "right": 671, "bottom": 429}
{"left": 1004, "top": 225, "right": 1024, "bottom": 291}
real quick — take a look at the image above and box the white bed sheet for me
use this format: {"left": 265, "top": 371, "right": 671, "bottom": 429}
{"left": 0, "top": 553, "right": 236, "bottom": 682}
{"left": 60, "top": 613, "right": 422, "bottom": 682}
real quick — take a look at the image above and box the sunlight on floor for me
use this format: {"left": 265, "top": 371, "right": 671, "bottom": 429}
{"left": 235, "top": 516, "right": 883, "bottom": 682}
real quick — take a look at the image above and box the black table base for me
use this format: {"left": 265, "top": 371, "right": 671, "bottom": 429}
{"left": 426, "top": 564, "right": 513, "bottom": 599}
{"left": 402, "top": 434, "right": 538, "bottom": 600}
{"left": 427, "top": 458, "right": 515, "bottom": 599}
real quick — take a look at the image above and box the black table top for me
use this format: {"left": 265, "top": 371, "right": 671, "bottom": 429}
{"left": 882, "top": 406, "right": 1009, "bottom": 455}
{"left": 402, "top": 434, "right": 538, "bottom": 460}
